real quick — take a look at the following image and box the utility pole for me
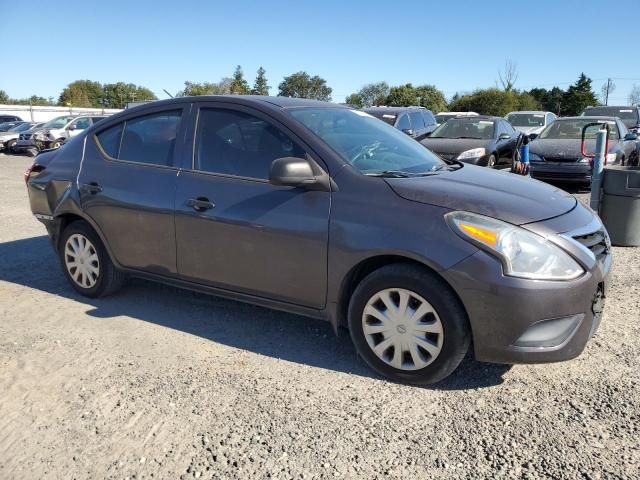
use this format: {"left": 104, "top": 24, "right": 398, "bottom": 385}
{"left": 604, "top": 78, "right": 612, "bottom": 106}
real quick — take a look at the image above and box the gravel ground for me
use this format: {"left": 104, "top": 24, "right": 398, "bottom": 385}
{"left": 0, "top": 153, "right": 638, "bottom": 479}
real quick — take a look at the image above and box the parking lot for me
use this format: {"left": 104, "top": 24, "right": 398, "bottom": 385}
{"left": 0, "top": 152, "right": 638, "bottom": 478}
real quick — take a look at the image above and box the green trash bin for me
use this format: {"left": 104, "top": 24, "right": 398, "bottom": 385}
{"left": 600, "top": 165, "right": 640, "bottom": 246}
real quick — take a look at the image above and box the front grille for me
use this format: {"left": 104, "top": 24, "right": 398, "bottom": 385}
{"left": 573, "top": 229, "right": 609, "bottom": 264}
{"left": 543, "top": 156, "right": 579, "bottom": 162}
{"left": 20, "top": 134, "right": 31, "bottom": 140}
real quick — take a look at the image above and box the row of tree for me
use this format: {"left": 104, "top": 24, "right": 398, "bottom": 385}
{"left": 2, "top": 65, "right": 637, "bottom": 116}
{"left": 344, "top": 73, "right": 603, "bottom": 117}
{"left": 178, "top": 66, "right": 332, "bottom": 101}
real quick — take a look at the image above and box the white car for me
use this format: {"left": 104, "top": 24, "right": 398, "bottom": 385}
{"left": 435, "top": 111, "right": 479, "bottom": 125}
{"left": 505, "top": 111, "right": 556, "bottom": 136}
{"left": 15, "top": 115, "right": 107, "bottom": 152}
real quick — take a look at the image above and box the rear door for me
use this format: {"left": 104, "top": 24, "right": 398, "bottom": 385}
{"left": 174, "top": 102, "right": 330, "bottom": 308}
{"left": 78, "top": 105, "right": 188, "bottom": 274}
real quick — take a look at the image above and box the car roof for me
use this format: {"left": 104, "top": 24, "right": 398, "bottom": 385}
{"left": 446, "top": 115, "right": 502, "bottom": 121}
{"left": 584, "top": 105, "right": 639, "bottom": 110}
{"left": 556, "top": 116, "right": 619, "bottom": 121}
{"left": 362, "top": 106, "right": 426, "bottom": 113}
{"left": 507, "top": 111, "right": 552, "bottom": 115}
{"left": 131, "top": 95, "right": 346, "bottom": 111}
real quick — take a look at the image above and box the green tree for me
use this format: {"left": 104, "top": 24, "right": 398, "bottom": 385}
{"left": 517, "top": 92, "right": 541, "bottom": 111}
{"left": 355, "top": 82, "right": 389, "bottom": 107}
{"left": 561, "top": 73, "right": 598, "bottom": 116}
{"left": 251, "top": 67, "right": 270, "bottom": 96}
{"left": 529, "top": 87, "right": 564, "bottom": 114}
{"left": 415, "top": 84, "right": 447, "bottom": 112}
{"left": 278, "top": 71, "right": 332, "bottom": 101}
{"left": 0, "top": 90, "right": 9, "bottom": 103}
{"left": 230, "top": 65, "right": 250, "bottom": 95}
{"left": 58, "top": 80, "right": 104, "bottom": 107}
{"left": 180, "top": 81, "right": 222, "bottom": 96}
{"left": 448, "top": 88, "right": 519, "bottom": 116}
{"left": 385, "top": 83, "right": 418, "bottom": 106}
{"left": 102, "top": 82, "right": 157, "bottom": 108}
{"left": 345, "top": 93, "right": 363, "bottom": 107}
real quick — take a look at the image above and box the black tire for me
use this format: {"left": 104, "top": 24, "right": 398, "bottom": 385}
{"left": 59, "top": 221, "right": 126, "bottom": 298}
{"left": 486, "top": 154, "right": 497, "bottom": 168}
{"left": 6, "top": 139, "right": 16, "bottom": 152}
{"left": 51, "top": 139, "right": 64, "bottom": 149}
{"left": 348, "top": 264, "right": 470, "bottom": 385}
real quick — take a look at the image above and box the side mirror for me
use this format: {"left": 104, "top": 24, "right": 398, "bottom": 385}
{"left": 624, "top": 132, "right": 638, "bottom": 141}
{"left": 67, "top": 124, "right": 77, "bottom": 131}
{"left": 528, "top": 133, "right": 538, "bottom": 140}
{"left": 498, "top": 133, "right": 511, "bottom": 140}
{"left": 401, "top": 128, "right": 414, "bottom": 136}
{"left": 269, "top": 157, "right": 317, "bottom": 188}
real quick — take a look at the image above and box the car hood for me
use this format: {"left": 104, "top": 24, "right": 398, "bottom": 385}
{"left": 385, "top": 164, "right": 576, "bottom": 225}
{"left": 421, "top": 138, "right": 491, "bottom": 155}
{"left": 0, "top": 131, "right": 18, "bottom": 139}
{"left": 515, "top": 126, "right": 544, "bottom": 135}
{"left": 529, "top": 139, "right": 618, "bottom": 159}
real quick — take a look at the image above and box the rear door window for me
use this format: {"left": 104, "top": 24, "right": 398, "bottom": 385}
{"left": 409, "top": 112, "right": 425, "bottom": 129}
{"left": 95, "top": 110, "right": 182, "bottom": 166}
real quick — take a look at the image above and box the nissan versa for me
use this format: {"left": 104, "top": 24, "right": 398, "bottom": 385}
{"left": 26, "top": 96, "right": 611, "bottom": 385}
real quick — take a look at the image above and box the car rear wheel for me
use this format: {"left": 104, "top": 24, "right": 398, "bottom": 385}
{"left": 348, "top": 264, "right": 470, "bottom": 385}
{"left": 60, "top": 221, "right": 126, "bottom": 297}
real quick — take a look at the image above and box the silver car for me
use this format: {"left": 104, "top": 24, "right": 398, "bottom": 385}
{"left": 505, "top": 111, "right": 557, "bottom": 136}
{"left": 0, "top": 122, "right": 38, "bottom": 153}
{"left": 15, "top": 115, "right": 107, "bottom": 152}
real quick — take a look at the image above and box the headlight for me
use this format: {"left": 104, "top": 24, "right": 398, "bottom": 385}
{"left": 457, "top": 148, "right": 486, "bottom": 160}
{"left": 446, "top": 211, "right": 584, "bottom": 280}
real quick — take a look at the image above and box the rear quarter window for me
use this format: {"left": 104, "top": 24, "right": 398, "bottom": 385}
{"left": 96, "top": 124, "right": 124, "bottom": 158}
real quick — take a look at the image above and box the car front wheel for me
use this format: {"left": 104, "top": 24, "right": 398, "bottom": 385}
{"left": 348, "top": 264, "right": 470, "bottom": 385}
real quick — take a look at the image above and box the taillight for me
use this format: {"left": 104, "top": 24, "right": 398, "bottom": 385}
{"left": 24, "top": 163, "right": 45, "bottom": 185}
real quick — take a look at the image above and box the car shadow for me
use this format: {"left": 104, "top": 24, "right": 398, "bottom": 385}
{"left": 0, "top": 235, "right": 512, "bottom": 390}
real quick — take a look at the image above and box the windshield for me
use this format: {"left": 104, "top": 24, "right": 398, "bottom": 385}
{"left": 9, "top": 123, "right": 33, "bottom": 132}
{"left": 429, "top": 118, "right": 495, "bottom": 139}
{"left": 42, "top": 116, "right": 75, "bottom": 129}
{"left": 506, "top": 113, "right": 546, "bottom": 127}
{"left": 435, "top": 114, "right": 453, "bottom": 123}
{"left": 288, "top": 108, "right": 445, "bottom": 174}
{"left": 539, "top": 119, "right": 619, "bottom": 140}
{"left": 364, "top": 111, "right": 397, "bottom": 126}
{"left": 583, "top": 107, "right": 638, "bottom": 122}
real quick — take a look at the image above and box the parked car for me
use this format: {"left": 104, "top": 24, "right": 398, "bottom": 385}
{"left": 0, "top": 115, "right": 23, "bottom": 123}
{"left": 26, "top": 96, "right": 611, "bottom": 385}
{"left": 0, "top": 121, "right": 26, "bottom": 132}
{"left": 14, "top": 115, "right": 107, "bottom": 153}
{"left": 362, "top": 106, "right": 437, "bottom": 141}
{"left": 581, "top": 105, "right": 640, "bottom": 133}
{"left": 435, "top": 112, "right": 479, "bottom": 125}
{"left": 529, "top": 116, "right": 639, "bottom": 185}
{"left": 421, "top": 115, "right": 522, "bottom": 167}
{"left": 0, "top": 122, "right": 38, "bottom": 153}
{"left": 505, "top": 111, "right": 556, "bottom": 136}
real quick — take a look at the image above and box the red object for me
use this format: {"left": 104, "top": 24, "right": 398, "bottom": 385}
{"left": 581, "top": 124, "right": 610, "bottom": 165}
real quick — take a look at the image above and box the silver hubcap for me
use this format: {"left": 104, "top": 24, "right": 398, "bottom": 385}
{"left": 64, "top": 234, "right": 100, "bottom": 288}
{"left": 362, "top": 288, "right": 444, "bottom": 371}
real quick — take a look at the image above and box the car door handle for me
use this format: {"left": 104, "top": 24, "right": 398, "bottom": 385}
{"left": 80, "top": 182, "right": 102, "bottom": 194}
{"left": 187, "top": 197, "right": 215, "bottom": 211}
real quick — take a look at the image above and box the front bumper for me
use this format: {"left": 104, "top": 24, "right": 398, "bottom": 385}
{"left": 441, "top": 208, "right": 611, "bottom": 364}
{"left": 530, "top": 161, "right": 591, "bottom": 183}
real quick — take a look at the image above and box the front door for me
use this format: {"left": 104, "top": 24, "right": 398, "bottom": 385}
{"left": 174, "top": 105, "right": 330, "bottom": 308}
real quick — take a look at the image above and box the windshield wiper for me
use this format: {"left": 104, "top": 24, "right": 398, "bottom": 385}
{"left": 454, "top": 136, "right": 483, "bottom": 139}
{"left": 365, "top": 170, "right": 414, "bottom": 178}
